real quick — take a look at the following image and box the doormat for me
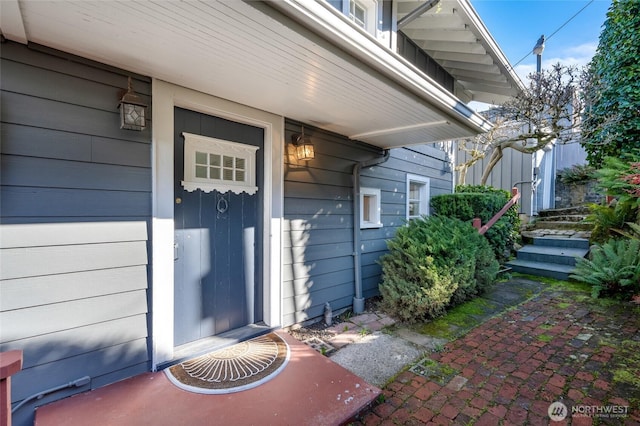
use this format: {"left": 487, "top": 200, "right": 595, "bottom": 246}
{"left": 165, "top": 333, "right": 290, "bottom": 394}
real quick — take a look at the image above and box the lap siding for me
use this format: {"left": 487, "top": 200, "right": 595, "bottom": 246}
{"left": 0, "top": 41, "right": 152, "bottom": 425}
{"left": 282, "top": 120, "right": 452, "bottom": 326}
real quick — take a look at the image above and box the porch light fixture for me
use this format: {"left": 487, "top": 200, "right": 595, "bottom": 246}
{"left": 292, "top": 126, "right": 315, "bottom": 161}
{"left": 443, "top": 151, "right": 453, "bottom": 173}
{"left": 118, "top": 77, "right": 147, "bottom": 131}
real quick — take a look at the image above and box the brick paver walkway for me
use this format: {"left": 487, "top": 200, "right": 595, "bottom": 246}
{"left": 355, "top": 288, "right": 640, "bottom": 425}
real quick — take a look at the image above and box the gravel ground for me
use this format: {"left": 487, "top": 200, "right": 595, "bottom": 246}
{"left": 286, "top": 297, "right": 383, "bottom": 344}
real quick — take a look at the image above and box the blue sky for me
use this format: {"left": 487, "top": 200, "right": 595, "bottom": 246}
{"left": 471, "top": 0, "right": 612, "bottom": 81}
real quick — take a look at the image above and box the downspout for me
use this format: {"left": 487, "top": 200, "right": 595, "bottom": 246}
{"left": 397, "top": 0, "right": 441, "bottom": 30}
{"left": 352, "top": 149, "right": 391, "bottom": 314}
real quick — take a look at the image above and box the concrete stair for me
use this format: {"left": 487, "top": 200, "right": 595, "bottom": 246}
{"left": 521, "top": 206, "right": 593, "bottom": 241}
{"left": 506, "top": 237, "right": 590, "bottom": 280}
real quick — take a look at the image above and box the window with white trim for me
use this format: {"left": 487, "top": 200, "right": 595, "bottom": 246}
{"left": 182, "top": 132, "right": 259, "bottom": 194}
{"left": 349, "top": 1, "right": 366, "bottom": 28}
{"left": 406, "top": 174, "right": 430, "bottom": 220}
{"left": 343, "top": 0, "right": 378, "bottom": 35}
{"left": 360, "top": 187, "right": 382, "bottom": 229}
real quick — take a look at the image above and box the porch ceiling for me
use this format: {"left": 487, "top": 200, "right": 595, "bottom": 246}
{"left": 397, "top": 0, "right": 525, "bottom": 105}
{"left": 1, "top": 0, "right": 500, "bottom": 148}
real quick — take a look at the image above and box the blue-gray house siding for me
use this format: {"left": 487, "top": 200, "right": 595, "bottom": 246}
{"left": 1, "top": 40, "right": 454, "bottom": 425}
{"left": 283, "top": 120, "right": 452, "bottom": 325}
{"left": 359, "top": 145, "right": 452, "bottom": 299}
{"left": 0, "top": 42, "right": 151, "bottom": 425}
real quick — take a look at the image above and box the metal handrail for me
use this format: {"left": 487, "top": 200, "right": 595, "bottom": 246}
{"left": 473, "top": 187, "right": 520, "bottom": 235}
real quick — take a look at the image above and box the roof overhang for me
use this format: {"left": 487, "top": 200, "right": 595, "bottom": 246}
{"left": 1, "top": 0, "right": 495, "bottom": 148}
{"left": 397, "top": 0, "right": 525, "bottom": 105}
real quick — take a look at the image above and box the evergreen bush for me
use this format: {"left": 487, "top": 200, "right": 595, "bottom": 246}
{"left": 379, "top": 216, "right": 498, "bottom": 323}
{"left": 586, "top": 152, "right": 640, "bottom": 243}
{"left": 431, "top": 185, "right": 520, "bottom": 262}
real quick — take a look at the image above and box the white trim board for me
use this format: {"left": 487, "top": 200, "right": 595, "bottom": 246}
{"left": 151, "top": 79, "right": 284, "bottom": 369}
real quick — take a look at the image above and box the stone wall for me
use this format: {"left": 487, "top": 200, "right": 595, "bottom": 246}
{"left": 555, "top": 179, "right": 604, "bottom": 208}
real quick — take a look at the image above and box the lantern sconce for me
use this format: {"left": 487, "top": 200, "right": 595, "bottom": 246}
{"left": 118, "top": 77, "right": 147, "bottom": 131}
{"left": 291, "top": 126, "right": 315, "bottom": 161}
{"left": 443, "top": 151, "right": 453, "bottom": 173}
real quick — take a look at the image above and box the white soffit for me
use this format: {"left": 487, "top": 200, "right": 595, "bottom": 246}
{"left": 0, "top": 0, "right": 27, "bottom": 43}
{"left": 3, "top": 0, "right": 494, "bottom": 148}
{"left": 398, "top": 0, "right": 525, "bottom": 104}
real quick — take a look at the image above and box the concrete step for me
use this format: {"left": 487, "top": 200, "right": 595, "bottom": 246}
{"left": 536, "top": 215, "right": 587, "bottom": 222}
{"left": 538, "top": 206, "right": 590, "bottom": 217}
{"left": 531, "top": 221, "right": 593, "bottom": 231}
{"left": 532, "top": 237, "right": 590, "bottom": 250}
{"left": 505, "top": 259, "right": 576, "bottom": 281}
{"left": 521, "top": 229, "right": 592, "bottom": 242}
{"left": 516, "top": 245, "right": 588, "bottom": 266}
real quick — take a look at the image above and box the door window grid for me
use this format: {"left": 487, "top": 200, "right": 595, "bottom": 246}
{"left": 194, "top": 152, "right": 246, "bottom": 182}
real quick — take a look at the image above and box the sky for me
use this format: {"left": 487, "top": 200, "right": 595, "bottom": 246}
{"left": 470, "top": 0, "right": 611, "bottom": 86}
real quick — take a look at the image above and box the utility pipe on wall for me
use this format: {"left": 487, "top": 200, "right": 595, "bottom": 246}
{"left": 352, "top": 149, "right": 390, "bottom": 314}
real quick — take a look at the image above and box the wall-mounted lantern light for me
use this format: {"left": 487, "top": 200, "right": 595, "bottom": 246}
{"left": 291, "top": 126, "right": 315, "bottom": 161}
{"left": 443, "top": 151, "right": 453, "bottom": 173}
{"left": 119, "top": 77, "right": 147, "bottom": 131}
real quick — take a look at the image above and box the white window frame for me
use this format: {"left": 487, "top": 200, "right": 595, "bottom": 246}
{"left": 406, "top": 174, "right": 430, "bottom": 220}
{"left": 182, "top": 132, "right": 259, "bottom": 195}
{"left": 360, "top": 187, "right": 382, "bottom": 229}
{"left": 343, "top": 0, "right": 378, "bottom": 35}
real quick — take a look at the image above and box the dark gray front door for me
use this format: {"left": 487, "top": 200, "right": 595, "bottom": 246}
{"left": 173, "top": 108, "right": 263, "bottom": 347}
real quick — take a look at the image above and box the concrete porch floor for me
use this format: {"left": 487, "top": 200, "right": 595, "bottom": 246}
{"left": 35, "top": 331, "right": 381, "bottom": 426}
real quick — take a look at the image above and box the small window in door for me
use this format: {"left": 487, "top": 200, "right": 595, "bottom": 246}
{"left": 182, "top": 132, "right": 259, "bottom": 195}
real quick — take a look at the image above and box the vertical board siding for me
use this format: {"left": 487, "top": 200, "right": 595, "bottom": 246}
{"left": 283, "top": 120, "right": 452, "bottom": 325}
{"left": 457, "top": 145, "right": 533, "bottom": 215}
{"left": 0, "top": 41, "right": 151, "bottom": 425}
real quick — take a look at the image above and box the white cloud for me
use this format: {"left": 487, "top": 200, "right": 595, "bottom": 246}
{"left": 565, "top": 42, "right": 599, "bottom": 59}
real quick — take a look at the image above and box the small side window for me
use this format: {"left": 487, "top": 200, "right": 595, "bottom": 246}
{"left": 406, "top": 174, "right": 430, "bottom": 220}
{"left": 361, "top": 187, "right": 382, "bottom": 229}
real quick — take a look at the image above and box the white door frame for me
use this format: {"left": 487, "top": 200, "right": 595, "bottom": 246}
{"left": 151, "top": 79, "right": 284, "bottom": 369}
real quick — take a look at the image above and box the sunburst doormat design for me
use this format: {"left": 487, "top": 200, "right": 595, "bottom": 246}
{"left": 165, "top": 333, "right": 290, "bottom": 394}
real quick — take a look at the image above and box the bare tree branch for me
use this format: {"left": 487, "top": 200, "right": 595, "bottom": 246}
{"left": 456, "top": 64, "right": 585, "bottom": 184}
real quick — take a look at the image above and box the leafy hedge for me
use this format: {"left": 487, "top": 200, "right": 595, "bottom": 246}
{"left": 379, "top": 216, "right": 498, "bottom": 323}
{"left": 581, "top": 0, "right": 640, "bottom": 167}
{"left": 430, "top": 185, "right": 520, "bottom": 262}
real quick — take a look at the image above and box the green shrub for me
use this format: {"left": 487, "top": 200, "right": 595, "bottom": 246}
{"left": 557, "top": 164, "right": 596, "bottom": 184}
{"left": 586, "top": 153, "right": 640, "bottom": 243}
{"left": 587, "top": 202, "right": 637, "bottom": 244}
{"left": 595, "top": 153, "right": 640, "bottom": 208}
{"left": 378, "top": 216, "right": 498, "bottom": 323}
{"left": 570, "top": 238, "right": 640, "bottom": 299}
{"left": 431, "top": 185, "right": 520, "bottom": 262}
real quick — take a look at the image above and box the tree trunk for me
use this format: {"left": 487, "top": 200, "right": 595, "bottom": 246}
{"left": 480, "top": 147, "right": 503, "bottom": 185}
